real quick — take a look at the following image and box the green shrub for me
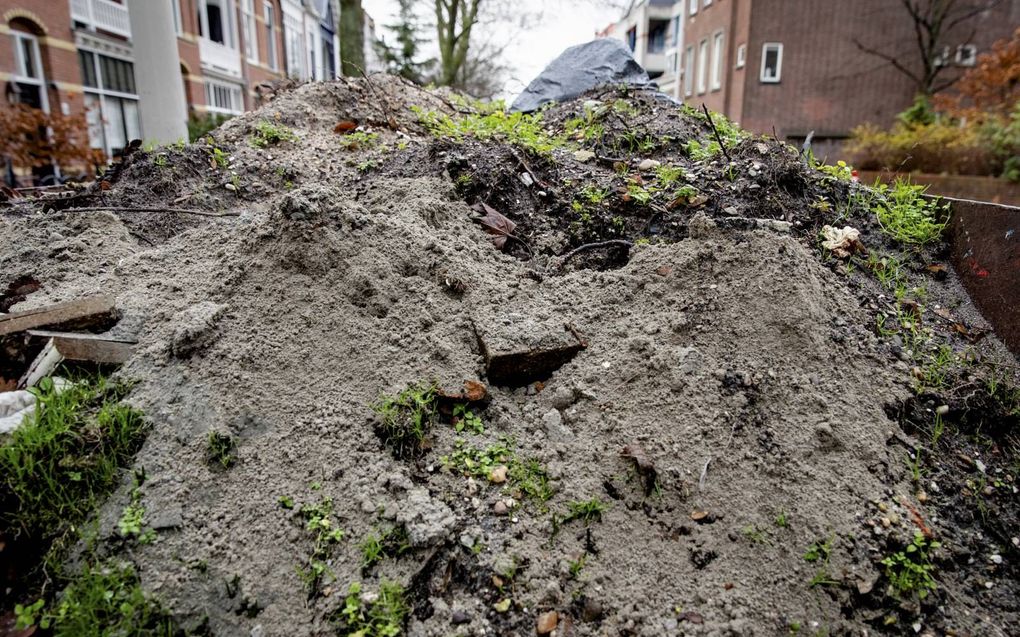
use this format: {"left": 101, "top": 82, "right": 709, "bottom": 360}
{"left": 871, "top": 179, "right": 949, "bottom": 246}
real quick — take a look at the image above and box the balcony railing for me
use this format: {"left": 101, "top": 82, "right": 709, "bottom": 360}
{"left": 70, "top": 0, "right": 131, "bottom": 39}
{"left": 199, "top": 38, "right": 243, "bottom": 80}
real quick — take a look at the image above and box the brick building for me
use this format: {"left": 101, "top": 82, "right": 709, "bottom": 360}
{"left": 0, "top": 0, "right": 375, "bottom": 184}
{"left": 604, "top": 0, "right": 1020, "bottom": 157}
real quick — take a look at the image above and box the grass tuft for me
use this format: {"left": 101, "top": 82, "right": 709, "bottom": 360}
{"left": 335, "top": 580, "right": 409, "bottom": 637}
{"left": 372, "top": 383, "right": 438, "bottom": 459}
{"left": 249, "top": 119, "right": 298, "bottom": 148}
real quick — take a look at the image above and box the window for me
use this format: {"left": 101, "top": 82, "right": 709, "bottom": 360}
{"left": 11, "top": 32, "right": 47, "bottom": 111}
{"left": 933, "top": 45, "right": 951, "bottom": 68}
{"left": 956, "top": 44, "right": 977, "bottom": 66}
{"left": 241, "top": 0, "right": 257, "bottom": 61}
{"left": 171, "top": 0, "right": 182, "bottom": 35}
{"left": 78, "top": 50, "right": 141, "bottom": 157}
{"left": 697, "top": 38, "right": 708, "bottom": 94}
{"left": 689, "top": 0, "right": 698, "bottom": 16}
{"left": 735, "top": 43, "right": 746, "bottom": 68}
{"left": 204, "top": 79, "right": 243, "bottom": 114}
{"left": 671, "top": 16, "right": 680, "bottom": 46}
{"left": 626, "top": 26, "right": 636, "bottom": 52}
{"left": 684, "top": 45, "right": 694, "bottom": 96}
{"left": 760, "top": 42, "right": 782, "bottom": 83}
{"left": 206, "top": 3, "right": 224, "bottom": 43}
{"left": 705, "top": 0, "right": 713, "bottom": 6}
{"left": 710, "top": 31, "right": 724, "bottom": 90}
{"left": 264, "top": 2, "right": 278, "bottom": 70}
{"left": 648, "top": 21, "right": 667, "bottom": 53}
{"left": 200, "top": 0, "right": 236, "bottom": 48}
{"left": 284, "top": 14, "right": 305, "bottom": 78}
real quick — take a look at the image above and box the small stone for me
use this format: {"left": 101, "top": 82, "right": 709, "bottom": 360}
{"left": 520, "top": 172, "right": 534, "bottom": 187}
{"left": 638, "top": 159, "right": 661, "bottom": 171}
{"left": 581, "top": 597, "right": 603, "bottom": 622}
{"left": 722, "top": 206, "right": 738, "bottom": 215}
{"left": 452, "top": 610, "right": 471, "bottom": 625}
{"left": 881, "top": 517, "right": 891, "bottom": 528}
{"left": 877, "top": 502, "right": 889, "bottom": 512}
{"left": 224, "top": 182, "right": 237, "bottom": 192}
{"left": 536, "top": 610, "right": 559, "bottom": 634}
{"left": 489, "top": 465, "right": 508, "bottom": 484}
{"left": 985, "top": 581, "right": 994, "bottom": 589}
{"left": 917, "top": 491, "right": 928, "bottom": 503}
{"left": 493, "top": 598, "right": 511, "bottom": 613}
{"left": 990, "top": 554, "right": 1003, "bottom": 564}
{"left": 493, "top": 501, "right": 509, "bottom": 515}
{"left": 887, "top": 513, "right": 900, "bottom": 525}
{"left": 573, "top": 150, "right": 596, "bottom": 162}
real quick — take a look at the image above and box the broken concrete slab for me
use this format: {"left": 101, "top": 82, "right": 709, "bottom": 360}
{"left": 474, "top": 315, "right": 586, "bottom": 386}
{"left": 0, "top": 294, "right": 118, "bottom": 336}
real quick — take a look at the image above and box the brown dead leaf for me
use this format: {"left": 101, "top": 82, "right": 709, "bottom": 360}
{"left": 438, "top": 380, "right": 488, "bottom": 405}
{"left": 933, "top": 307, "right": 953, "bottom": 321}
{"left": 926, "top": 263, "right": 948, "bottom": 279}
{"left": 99, "top": 180, "right": 111, "bottom": 191}
{"left": 472, "top": 202, "right": 516, "bottom": 250}
{"left": 334, "top": 120, "right": 357, "bottom": 134}
{"left": 621, "top": 444, "right": 658, "bottom": 495}
{"left": 900, "top": 299, "right": 921, "bottom": 321}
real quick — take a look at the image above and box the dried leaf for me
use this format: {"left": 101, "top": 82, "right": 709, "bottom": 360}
{"left": 333, "top": 120, "right": 357, "bottom": 134}
{"left": 472, "top": 202, "right": 516, "bottom": 250}
{"left": 933, "top": 307, "right": 953, "bottom": 320}
{"left": 99, "top": 180, "right": 111, "bottom": 191}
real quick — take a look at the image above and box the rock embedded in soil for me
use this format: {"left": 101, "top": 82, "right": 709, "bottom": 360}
{"left": 536, "top": 610, "right": 559, "bottom": 635}
{"left": 474, "top": 314, "right": 585, "bottom": 386}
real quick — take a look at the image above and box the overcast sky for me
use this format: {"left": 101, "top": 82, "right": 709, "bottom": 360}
{"left": 362, "top": 0, "right": 622, "bottom": 98}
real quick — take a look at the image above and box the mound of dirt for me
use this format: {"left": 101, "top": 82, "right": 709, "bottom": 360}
{"left": 1, "top": 76, "right": 1017, "bottom": 637}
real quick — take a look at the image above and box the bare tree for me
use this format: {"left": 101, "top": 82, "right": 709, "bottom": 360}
{"left": 854, "top": 0, "right": 1004, "bottom": 96}
{"left": 434, "top": 0, "right": 482, "bottom": 87}
{"left": 339, "top": 0, "right": 365, "bottom": 76}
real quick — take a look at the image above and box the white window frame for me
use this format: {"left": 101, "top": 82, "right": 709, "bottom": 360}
{"left": 241, "top": 0, "right": 258, "bottom": 62}
{"left": 171, "top": 0, "right": 183, "bottom": 35}
{"left": 760, "top": 42, "right": 783, "bottom": 83}
{"left": 11, "top": 31, "right": 48, "bottom": 112}
{"left": 204, "top": 79, "right": 243, "bottom": 115}
{"left": 79, "top": 47, "right": 141, "bottom": 157}
{"left": 956, "top": 44, "right": 977, "bottom": 66}
{"left": 736, "top": 43, "right": 746, "bottom": 68}
{"left": 689, "top": 0, "right": 698, "bottom": 16}
{"left": 264, "top": 2, "right": 278, "bottom": 70}
{"left": 683, "top": 44, "right": 694, "bottom": 97}
{"left": 696, "top": 38, "right": 708, "bottom": 94}
{"left": 198, "top": 0, "right": 239, "bottom": 49}
{"left": 704, "top": 0, "right": 713, "bottom": 6}
{"left": 710, "top": 30, "right": 724, "bottom": 90}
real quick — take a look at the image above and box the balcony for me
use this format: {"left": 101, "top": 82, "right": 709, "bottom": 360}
{"left": 199, "top": 38, "right": 242, "bottom": 80}
{"left": 70, "top": 0, "right": 131, "bottom": 39}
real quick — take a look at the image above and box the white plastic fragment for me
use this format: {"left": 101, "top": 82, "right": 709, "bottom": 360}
{"left": 821, "top": 225, "right": 865, "bottom": 258}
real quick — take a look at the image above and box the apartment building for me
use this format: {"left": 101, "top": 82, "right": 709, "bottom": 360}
{"left": 599, "top": 0, "right": 684, "bottom": 100}
{"left": 0, "top": 0, "right": 356, "bottom": 174}
{"left": 605, "top": 0, "right": 1020, "bottom": 156}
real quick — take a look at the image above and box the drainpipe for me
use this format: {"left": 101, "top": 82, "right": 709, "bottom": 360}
{"left": 126, "top": 0, "right": 189, "bottom": 144}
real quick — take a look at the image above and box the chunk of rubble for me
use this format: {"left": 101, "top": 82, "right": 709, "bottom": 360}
{"left": 474, "top": 315, "right": 586, "bottom": 387}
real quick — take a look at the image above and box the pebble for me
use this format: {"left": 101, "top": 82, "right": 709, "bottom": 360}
{"left": 489, "top": 465, "right": 508, "bottom": 484}
{"left": 723, "top": 206, "right": 738, "bottom": 215}
{"left": 990, "top": 554, "right": 1003, "bottom": 565}
{"left": 451, "top": 610, "right": 471, "bottom": 625}
{"left": 536, "top": 610, "right": 559, "bottom": 634}
{"left": 917, "top": 491, "right": 928, "bottom": 503}
{"left": 581, "top": 597, "right": 603, "bottom": 622}
{"left": 493, "top": 501, "right": 508, "bottom": 515}
{"left": 638, "top": 159, "right": 661, "bottom": 171}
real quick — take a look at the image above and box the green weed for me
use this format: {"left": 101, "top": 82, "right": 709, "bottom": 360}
{"left": 563, "top": 498, "right": 608, "bottom": 526}
{"left": 452, "top": 403, "right": 484, "bottom": 434}
{"left": 15, "top": 562, "right": 176, "bottom": 635}
{"left": 775, "top": 509, "right": 789, "bottom": 528}
{"left": 881, "top": 532, "right": 940, "bottom": 600}
{"left": 872, "top": 179, "right": 949, "bottom": 246}
{"left": 685, "top": 139, "right": 721, "bottom": 161}
{"left": 335, "top": 581, "right": 408, "bottom": 637}
{"left": 412, "top": 106, "right": 566, "bottom": 155}
{"left": 294, "top": 495, "right": 345, "bottom": 595}
{"left": 341, "top": 131, "right": 380, "bottom": 151}
{"left": 804, "top": 536, "right": 838, "bottom": 587}
{"left": 249, "top": 119, "right": 298, "bottom": 148}
{"left": 206, "top": 430, "right": 237, "bottom": 470}
{"left": 441, "top": 437, "right": 554, "bottom": 506}
{"left": 742, "top": 525, "right": 771, "bottom": 545}
{"left": 359, "top": 525, "right": 412, "bottom": 570}
{"left": 816, "top": 160, "right": 854, "bottom": 181}
{"left": 655, "top": 164, "right": 684, "bottom": 186}
{"left": 372, "top": 383, "right": 438, "bottom": 459}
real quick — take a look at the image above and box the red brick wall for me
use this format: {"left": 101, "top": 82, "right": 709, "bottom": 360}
{"left": 0, "top": 3, "right": 84, "bottom": 117}
{"left": 739, "top": 0, "right": 1020, "bottom": 142}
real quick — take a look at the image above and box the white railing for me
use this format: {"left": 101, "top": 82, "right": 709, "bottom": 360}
{"left": 70, "top": 0, "right": 132, "bottom": 39}
{"left": 199, "top": 38, "right": 243, "bottom": 80}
